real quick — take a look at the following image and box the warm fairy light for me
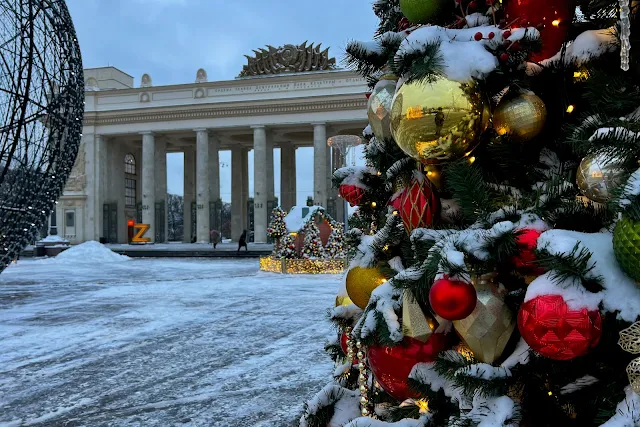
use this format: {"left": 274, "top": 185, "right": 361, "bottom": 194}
{"left": 573, "top": 71, "right": 588, "bottom": 79}
{"left": 552, "top": 19, "right": 560, "bottom": 26}
{"left": 290, "top": 232, "right": 298, "bottom": 237}
{"left": 468, "top": 156, "right": 476, "bottom": 164}
{"left": 392, "top": 210, "right": 399, "bottom": 215}
{"left": 548, "top": 391, "right": 553, "bottom": 396}
{"left": 456, "top": 345, "right": 474, "bottom": 361}
{"left": 427, "top": 171, "right": 434, "bottom": 176}
{"left": 566, "top": 105, "right": 575, "bottom": 113}
{"left": 259, "top": 256, "right": 347, "bottom": 274}
{"left": 371, "top": 202, "right": 377, "bottom": 208}
{"left": 376, "top": 171, "right": 382, "bottom": 176}
{"left": 383, "top": 245, "right": 390, "bottom": 251}
{"left": 416, "top": 399, "right": 430, "bottom": 413}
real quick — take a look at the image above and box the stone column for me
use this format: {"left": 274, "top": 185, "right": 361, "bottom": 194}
{"left": 209, "top": 134, "right": 220, "bottom": 203}
{"left": 266, "top": 133, "right": 275, "bottom": 203}
{"left": 195, "top": 128, "right": 210, "bottom": 243}
{"left": 87, "top": 134, "right": 105, "bottom": 241}
{"left": 231, "top": 146, "right": 244, "bottom": 241}
{"left": 280, "top": 144, "right": 297, "bottom": 211}
{"left": 155, "top": 137, "right": 167, "bottom": 243}
{"left": 183, "top": 149, "right": 195, "bottom": 243}
{"left": 313, "top": 122, "right": 328, "bottom": 207}
{"left": 141, "top": 132, "right": 155, "bottom": 243}
{"left": 241, "top": 147, "right": 249, "bottom": 230}
{"left": 252, "top": 126, "right": 268, "bottom": 243}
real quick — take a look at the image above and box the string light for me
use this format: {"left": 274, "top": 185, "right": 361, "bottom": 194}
{"left": 552, "top": 19, "right": 560, "bottom": 26}
{"left": 259, "top": 256, "right": 347, "bottom": 274}
{"left": 468, "top": 156, "right": 476, "bottom": 164}
{"left": 548, "top": 391, "right": 553, "bottom": 396}
{"left": 392, "top": 210, "right": 399, "bottom": 215}
{"left": 566, "top": 105, "right": 575, "bottom": 113}
{"left": 371, "top": 202, "right": 377, "bottom": 208}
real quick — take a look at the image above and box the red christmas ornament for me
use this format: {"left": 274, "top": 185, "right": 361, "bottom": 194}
{"left": 429, "top": 277, "right": 477, "bottom": 320}
{"left": 368, "top": 335, "right": 449, "bottom": 401}
{"left": 512, "top": 228, "right": 545, "bottom": 274}
{"left": 400, "top": 175, "right": 440, "bottom": 233}
{"left": 365, "top": 92, "right": 372, "bottom": 100}
{"left": 504, "top": 0, "right": 575, "bottom": 62}
{"left": 518, "top": 295, "right": 602, "bottom": 360}
{"left": 339, "top": 184, "right": 365, "bottom": 207}
{"left": 398, "top": 16, "right": 411, "bottom": 31}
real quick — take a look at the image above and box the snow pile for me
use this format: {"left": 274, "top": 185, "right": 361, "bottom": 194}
{"left": 527, "top": 230, "right": 640, "bottom": 321}
{"left": 50, "top": 241, "right": 130, "bottom": 264}
{"left": 300, "top": 384, "right": 360, "bottom": 427}
{"left": 397, "top": 25, "right": 539, "bottom": 82}
{"left": 39, "top": 235, "right": 69, "bottom": 244}
{"left": 466, "top": 394, "right": 518, "bottom": 427}
{"left": 345, "top": 417, "right": 426, "bottom": 426}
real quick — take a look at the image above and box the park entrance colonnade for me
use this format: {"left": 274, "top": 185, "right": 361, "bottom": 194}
{"left": 58, "top": 61, "right": 369, "bottom": 245}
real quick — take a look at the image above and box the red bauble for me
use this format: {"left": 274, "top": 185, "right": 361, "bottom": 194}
{"left": 339, "top": 184, "right": 365, "bottom": 207}
{"left": 513, "top": 228, "right": 545, "bottom": 274}
{"left": 368, "top": 335, "right": 449, "bottom": 401}
{"left": 389, "top": 188, "right": 404, "bottom": 211}
{"left": 505, "top": 0, "right": 575, "bottom": 62}
{"left": 518, "top": 295, "right": 602, "bottom": 360}
{"left": 400, "top": 175, "right": 440, "bottom": 233}
{"left": 429, "top": 278, "right": 477, "bottom": 320}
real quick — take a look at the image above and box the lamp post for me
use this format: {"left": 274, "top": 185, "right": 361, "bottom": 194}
{"left": 327, "top": 135, "right": 362, "bottom": 232}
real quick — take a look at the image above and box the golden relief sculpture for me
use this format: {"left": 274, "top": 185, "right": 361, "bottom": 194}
{"left": 238, "top": 42, "right": 336, "bottom": 77}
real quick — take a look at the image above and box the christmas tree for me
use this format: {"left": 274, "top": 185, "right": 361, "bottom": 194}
{"left": 301, "top": 0, "right": 640, "bottom": 425}
{"left": 268, "top": 206, "right": 288, "bottom": 255}
{"left": 302, "top": 220, "right": 326, "bottom": 259}
{"left": 325, "top": 221, "right": 347, "bottom": 259}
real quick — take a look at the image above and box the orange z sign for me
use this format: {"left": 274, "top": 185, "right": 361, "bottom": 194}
{"left": 132, "top": 224, "right": 150, "bottom": 243}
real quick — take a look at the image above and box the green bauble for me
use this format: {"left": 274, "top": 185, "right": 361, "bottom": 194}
{"left": 400, "top": 0, "right": 449, "bottom": 24}
{"left": 613, "top": 215, "right": 640, "bottom": 283}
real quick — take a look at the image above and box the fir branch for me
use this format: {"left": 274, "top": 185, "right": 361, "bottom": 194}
{"left": 393, "top": 42, "right": 443, "bottom": 84}
{"left": 444, "top": 161, "right": 493, "bottom": 224}
{"left": 484, "top": 228, "right": 520, "bottom": 265}
{"left": 534, "top": 243, "right": 604, "bottom": 292}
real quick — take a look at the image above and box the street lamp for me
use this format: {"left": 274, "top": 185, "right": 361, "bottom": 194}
{"left": 327, "top": 135, "right": 362, "bottom": 232}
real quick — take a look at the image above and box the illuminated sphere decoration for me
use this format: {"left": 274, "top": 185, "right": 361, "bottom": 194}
{"left": 576, "top": 152, "right": 626, "bottom": 204}
{"left": 0, "top": 1, "right": 84, "bottom": 272}
{"left": 493, "top": 93, "right": 547, "bottom": 142}
{"left": 367, "top": 74, "right": 398, "bottom": 141}
{"left": 390, "top": 79, "right": 486, "bottom": 164}
{"left": 345, "top": 266, "right": 388, "bottom": 309}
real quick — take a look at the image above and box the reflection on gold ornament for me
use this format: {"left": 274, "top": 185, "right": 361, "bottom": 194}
{"left": 453, "top": 272, "right": 515, "bottom": 363}
{"left": 402, "top": 290, "right": 436, "bottom": 342}
{"left": 346, "top": 266, "right": 388, "bottom": 309}
{"left": 576, "top": 152, "right": 626, "bottom": 204}
{"left": 493, "top": 93, "right": 547, "bottom": 142}
{"left": 335, "top": 294, "right": 353, "bottom": 307}
{"left": 390, "top": 79, "right": 486, "bottom": 164}
{"left": 368, "top": 74, "right": 398, "bottom": 141}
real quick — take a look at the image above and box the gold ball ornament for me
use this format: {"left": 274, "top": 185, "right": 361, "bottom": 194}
{"left": 390, "top": 79, "right": 487, "bottom": 164}
{"left": 335, "top": 294, "right": 354, "bottom": 307}
{"left": 368, "top": 74, "right": 398, "bottom": 141}
{"left": 576, "top": 152, "right": 626, "bottom": 203}
{"left": 346, "top": 266, "right": 388, "bottom": 309}
{"left": 493, "top": 93, "right": 547, "bottom": 142}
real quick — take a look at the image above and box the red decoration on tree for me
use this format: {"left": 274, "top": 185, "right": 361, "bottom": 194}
{"left": 339, "top": 184, "right": 365, "bottom": 207}
{"left": 518, "top": 295, "right": 602, "bottom": 360}
{"left": 340, "top": 332, "right": 359, "bottom": 364}
{"left": 368, "top": 335, "right": 449, "bottom": 401}
{"left": 398, "top": 16, "right": 411, "bottom": 31}
{"left": 429, "top": 277, "right": 477, "bottom": 320}
{"left": 504, "top": 0, "right": 575, "bottom": 62}
{"left": 365, "top": 92, "right": 372, "bottom": 100}
{"left": 400, "top": 174, "right": 440, "bottom": 233}
{"left": 512, "top": 228, "right": 545, "bottom": 274}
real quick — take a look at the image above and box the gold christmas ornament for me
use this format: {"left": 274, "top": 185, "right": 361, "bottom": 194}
{"left": 576, "top": 152, "right": 626, "bottom": 204}
{"left": 402, "top": 290, "right": 436, "bottom": 342}
{"left": 619, "top": 322, "right": 640, "bottom": 393}
{"left": 346, "top": 266, "right": 388, "bottom": 310}
{"left": 390, "top": 79, "right": 486, "bottom": 164}
{"left": 368, "top": 74, "right": 398, "bottom": 141}
{"left": 335, "top": 294, "right": 354, "bottom": 307}
{"left": 453, "top": 272, "right": 516, "bottom": 363}
{"left": 493, "top": 93, "right": 547, "bottom": 142}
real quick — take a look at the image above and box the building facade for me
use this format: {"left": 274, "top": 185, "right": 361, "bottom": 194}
{"left": 57, "top": 48, "right": 368, "bottom": 244}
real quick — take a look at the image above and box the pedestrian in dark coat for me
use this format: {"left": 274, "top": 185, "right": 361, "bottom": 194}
{"left": 238, "top": 229, "right": 248, "bottom": 252}
{"left": 210, "top": 230, "right": 221, "bottom": 249}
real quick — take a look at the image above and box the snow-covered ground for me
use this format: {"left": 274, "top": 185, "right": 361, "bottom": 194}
{"left": 0, "top": 246, "right": 339, "bottom": 426}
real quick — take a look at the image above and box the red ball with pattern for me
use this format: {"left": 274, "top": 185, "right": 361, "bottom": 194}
{"left": 400, "top": 175, "right": 440, "bottom": 233}
{"left": 518, "top": 295, "right": 602, "bottom": 360}
{"left": 505, "top": 0, "right": 575, "bottom": 62}
{"left": 339, "top": 184, "right": 365, "bottom": 207}
{"left": 368, "top": 334, "right": 449, "bottom": 401}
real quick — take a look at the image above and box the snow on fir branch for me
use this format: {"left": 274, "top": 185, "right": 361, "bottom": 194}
{"left": 465, "top": 394, "right": 519, "bottom": 427}
{"left": 601, "top": 387, "right": 640, "bottom": 427}
{"left": 300, "top": 383, "right": 361, "bottom": 427}
{"left": 334, "top": 166, "right": 378, "bottom": 189}
{"left": 356, "top": 281, "right": 403, "bottom": 343}
{"left": 559, "top": 375, "right": 600, "bottom": 395}
{"left": 528, "top": 230, "right": 640, "bottom": 321}
{"left": 344, "top": 417, "right": 426, "bottom": 427}
{"left": 395, "top": 25, "right": 539, "bottom": 83}
{"left": 500, "top": 339, "right": 531, "bottom": 370}
{"left": 619, "top": 168, "right": 640, "bottom": 212}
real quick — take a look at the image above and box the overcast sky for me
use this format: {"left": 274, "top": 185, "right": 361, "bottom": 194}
{"left": 66, "top": 0, "right": 374, "bottom": 204}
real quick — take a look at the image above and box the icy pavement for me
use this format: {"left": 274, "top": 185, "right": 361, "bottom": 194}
{"left": 0, "top": 258, "right": 339, "bottom": 426}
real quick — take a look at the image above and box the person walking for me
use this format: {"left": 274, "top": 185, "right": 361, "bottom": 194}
{"left": 237, "top": 229, "right": 248, "bottom": 252}
{"left": 210, "top": 229, "right": 221, "bottom": 249}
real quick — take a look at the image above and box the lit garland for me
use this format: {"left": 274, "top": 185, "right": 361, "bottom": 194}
{"left": 259, "top": 256, "right": 347, "bottom": 274}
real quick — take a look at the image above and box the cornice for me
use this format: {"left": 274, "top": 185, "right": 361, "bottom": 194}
{"left": 85, "top": 98, "right": 368, "bottom": 126}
